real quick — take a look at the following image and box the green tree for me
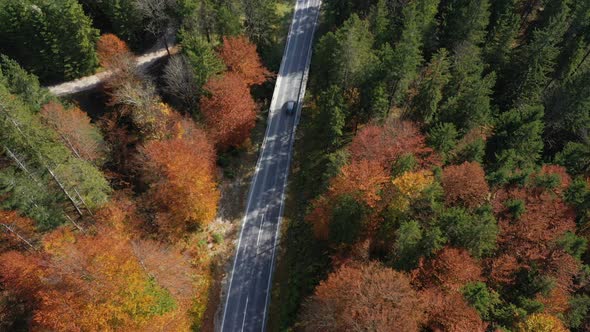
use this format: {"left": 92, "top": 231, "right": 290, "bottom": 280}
{"left": 393, "top": 220, "right": 423, "bottom": 270}
{"left": 499, "top": 0, "right": 570, "bottom": 109}
{"left": 369, "top": 0, "right": 390, "bottom": 46}
{"left": 462, "top": 282, "right": 503, "bottom": 322}
{"left": 484, "top": 0, "right": 519, "bottom": 71}
{"left": 179, "top": 31, "right": 225, "bottom": 93}
{"left": 427, "top": 122, "right": 458, "bottom": 162}
{"left": 79, "top": 0, "right": 144, "bottom": 48}
{"left": 486, "top": 104, "right": 545, "bottom": 184}
{"left": 243, "top": 0, "right": 278, "bottom": 51}
{"left": 438, "top": 0, "right": 491, "bottom": 47}
{"left": 439, "top": 42, "right": 496, "bottom": 133}
{"left": 486, "top": 106, "right": 543, "bottom": 183}
{"left": 329, "top": 195, "right": 366, "bottom": 245}
{"left": 0, "top": 55, "right": 54, "bottom": 111}
{"left": 411, "top": 48, "right": 451, "bottom": 125}
{"left": 0, "top": 72, "right": 110, "bottom": 227}
{"left": 314, "top": 14, "right": 376, "bottom": 89}
{"left": 379, "top": 2, "right": 423, "bottom": 106}
{"left": 556, "top": 142, "right": 590, "bottom": 177}
{"left": 438, "top": 206, "right": 498, "bottom": 258}
{"left": 544, "top": 69, "right": 590, "bottom": 152}
{"left": 317, "top": 86, "right": 347, "bottom": 148}
{"left": 565, "top": 295, "right": 590, "bottom": 330}
{"left": 0, "top": 0, "right": 99, "bottom": 82}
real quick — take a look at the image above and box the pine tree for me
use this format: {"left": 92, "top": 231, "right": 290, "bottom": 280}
{"left": 500, "top": 0, "right": 570, "bottom": 109}
{"left": 486, "top": 104, "right": 545, "bottom": 184}
{"left": 334, "top": 14, "right": 377, "bottom": 89}
{"left": 484, "top": 0, "right": 520, "bottom": 71}
{"left": 316, "top": 86, "right": 347, "bottom": 149}
{"left": 243, "top": 0, "right": 278, "bottom": 52}
{"left": 438, "top": 0, "right": 491, "bottom": 48}
{"left": 438, "top": 42, "right": 496, "bottom": 133}
{"left": 369, "top": 0, "right": 390, "bottom": 46}
{"left": 379, "top": 2, "right": 423, "bottom": 106}
{"left": 412, "top": 48, "right": 451, "bottom": 125}
{"left": 0, "top": 0, "right": 99, "bottom": 82}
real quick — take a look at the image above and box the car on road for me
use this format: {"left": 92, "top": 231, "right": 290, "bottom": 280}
{"left": 284, "top": 100, "right": 296, "bottom": 115}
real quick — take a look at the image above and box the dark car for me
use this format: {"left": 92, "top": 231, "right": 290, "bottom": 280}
{"left": 284, "top": 101, "right": 296, "bottom": 115}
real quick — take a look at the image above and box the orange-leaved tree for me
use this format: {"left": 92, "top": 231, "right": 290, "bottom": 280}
{"left": 0, "top": 225, "right": 193, "bottom": 331}
{"left": 200, "top": 72, "right": 257, "bottom": 149}
{"left": 97, "top": 33, "right": 131, "bottom": 69}
{"left": 40, "top": 101, "right": 107, "bottom": 164}
{"left": 413, "top": 247, "right": 483, "bottom": 293}
{"left": 423, "top": 288, "right": 488, "bottom": 332}
{"left": 218, "top": 35, "right": 270, "bottom": 86}
{"left": 0, "top": 210, "right": 37, "bottom": 251}
{"left": 141, "top": 128, "right": 219, "bottom": 236}
{"left": 306, "top": 160, "right": 389, "bottom": 240}
{"left": 442, "top": 161, "right": 489, "bottom": 209}
{"left": 301, "top": 262, "right": 426, "bottom": 332}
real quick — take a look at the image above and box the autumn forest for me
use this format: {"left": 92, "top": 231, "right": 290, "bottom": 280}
{"left": 0, "top": 0, "right": 590, "bottom": 331}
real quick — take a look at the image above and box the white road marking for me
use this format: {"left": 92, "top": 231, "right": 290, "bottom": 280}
{"left": 256, "top": 211, "right": 266, "bottom": 248}
{"left": 241, "top": 296, "right": 249, "bottom": 332}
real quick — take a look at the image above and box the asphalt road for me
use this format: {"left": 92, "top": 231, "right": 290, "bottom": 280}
{"left": 220, "top": 0, "right": 321, "bottom": 331}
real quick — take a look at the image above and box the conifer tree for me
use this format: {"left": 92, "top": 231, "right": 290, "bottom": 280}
{"left": 439, "top": 42, "right": 495, "bottom": 133}
{"left": 0, "top": 0, "right": 99, "bottom": 82}
{"left": 412, "top": 48, "right": 451, "bottom": 125}
{"left": 438, "top": 0, "right": 491, "bottom": 48}
{"left": 379, "top": 2, "right": 423, "bottom": 106}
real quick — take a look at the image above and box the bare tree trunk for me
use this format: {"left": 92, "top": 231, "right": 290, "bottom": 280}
{"left": 1, "top": 223, "right": 35, "bottom": 250}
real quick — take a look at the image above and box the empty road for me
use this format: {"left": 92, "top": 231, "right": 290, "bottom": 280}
{"left": 220, "top": 0, "right": 321, "bottom": 331}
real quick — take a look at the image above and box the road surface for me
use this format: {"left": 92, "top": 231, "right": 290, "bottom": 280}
{"left": 220, "top": 0, "right": 321, "bottom": 331}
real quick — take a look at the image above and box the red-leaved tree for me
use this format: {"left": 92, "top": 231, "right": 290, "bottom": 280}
{"left": 218, "top": 35, "right": 270, "bottom": 86}
{"left": 97, "top": 33, "right": 131, "bottom": 69}
{"left": 348, "top": 120, "right": 440, "bottom": 169}
{"left": 413, "top": 247, "right": 483, "bottom": 292}
{"left": 301, "top": 262, "right": 426, "bottom": 332}
{"left": 200, "top": 72, "right": 257, "bottom": 149}
{"left": 442, "top": 162, "right": 489, "bottom": 209}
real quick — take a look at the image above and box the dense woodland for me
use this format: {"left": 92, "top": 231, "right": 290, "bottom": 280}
{"left": 1, "top": 0, "right": 590, "bottom": 331}
{"left": 272, "top": 0, "right": 590, "bottom": 331}
{"left": 0, "top": 0, "right": 283, "bottom": 330}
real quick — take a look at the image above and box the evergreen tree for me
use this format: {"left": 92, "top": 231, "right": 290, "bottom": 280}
{"left": 0, "top": 68, "right": 110, "bottom": 227}
{"left": 544, "top": 68, "right": 590, "bottom": 151}
{"left": 393, "top": 220, "right": 423, "bottom": 270}
{"left": 438, "top": 0, "right": 491, "bottom": 48}
{"left": 500, "top": 0, "right": 570, "bottom": 109}
{"left": 550, "top": 1, "right": 590, "bottom": 81}
{"left": 439, "top": 42, "right": 496, "bottom": 133}
{"left": 313, "top": 14, "right": 376, "bottom": 89}
{"left": 411, "top": 48, "right": 451, "bottom": 125}
{"left": 484, "top": 0, "right": 520, "bottom": 71}
{"left": 369, "top": 0, "right": 390, "bottom": 47}
{"left": 243, "top": 0, "right": 278, "bottom": 52}
{"left": 0, "top": 55, "right": 54, "bottom": 111}
{"left": 379, "top": 2, "right": 423, "bottom": 106}
{"left": 486, "top": 104, "right": 545, "bottom": 184}
{"left": 427, "top": 122, "right": 458, "bottom": 162}
{"left": 79, "top": 0, "right": 144, "bottom": 48}
{"left": 179, "top": 31, "right": 225, "bottom": 93}
{"left": 317, "top": 86, "right": 347, "bottom": 149}
{"left": 0, "top": 0, "right": 99, "bottom": 82}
